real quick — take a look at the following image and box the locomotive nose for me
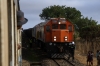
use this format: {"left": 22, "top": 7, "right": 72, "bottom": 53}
{"left": 52, "top": 30, "right": 69, "bottom": 42}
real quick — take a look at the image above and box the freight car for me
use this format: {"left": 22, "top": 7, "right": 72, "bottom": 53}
{"left": 32, "top": 18, "right": 74, "bottom": 58}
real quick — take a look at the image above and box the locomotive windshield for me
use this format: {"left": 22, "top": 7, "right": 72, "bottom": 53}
{"left": 60, "top": 24, "right": 66, "bottom": 29}
{"left": 52, "top": 24, "right": 58, "bottom": 29}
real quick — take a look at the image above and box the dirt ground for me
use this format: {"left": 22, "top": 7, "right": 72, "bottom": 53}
{"left": 75, "top": 50, "right": 97, "bottom": 66}
{"left": 22, "top": 46, "right": 98, "bottom": 66}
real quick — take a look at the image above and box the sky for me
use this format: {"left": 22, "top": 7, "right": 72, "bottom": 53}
{"left": 19, "top": 0, "right": 100, "bottom": 29}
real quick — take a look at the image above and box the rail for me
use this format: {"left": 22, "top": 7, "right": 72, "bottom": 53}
{"left": 52, "top": 59, "right": 60, "bottom": 66}
{"left": 52, "top": 58, "right": 75, "bottom": 66}
{"left": 63, "top": 58, "right": 75, "bottom": 66}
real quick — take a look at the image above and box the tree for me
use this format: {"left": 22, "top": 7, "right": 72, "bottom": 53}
{"left": 64, "top": 7, "right": 82, "bottom": 23}
{"left": 79, "top": 25, "right": 100, "bottom": 50}
{"left": 75, "top": 17, "right": 98, "bottom": 36}
{"left": 39, "top": 5, "right": 82, "bottom": 23}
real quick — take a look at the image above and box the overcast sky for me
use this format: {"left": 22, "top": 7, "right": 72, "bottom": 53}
{"left": 20, "top": 0, "right": 100, "bottom": 29}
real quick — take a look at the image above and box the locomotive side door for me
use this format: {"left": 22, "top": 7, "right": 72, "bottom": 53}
{"left": 44, "top": 25, "right": 52, "bottom": 42}
{"left": 68, "top": 25, "right": 74, "bottom": 42}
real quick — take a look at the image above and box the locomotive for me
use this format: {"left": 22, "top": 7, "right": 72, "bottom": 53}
{"left": 23, "top": 18, "right": 74, "bottom": 58}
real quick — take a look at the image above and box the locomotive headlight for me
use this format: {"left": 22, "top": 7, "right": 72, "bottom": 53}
{"left": 65, "top": 39, "right": 67, "bottom": 41}
{"left": 54, "top": 36, "right": 56, "bottom": 38}
{"left": 65, "top": 36, "right": 67, "bottom": 38}
{"left": 58, "top": 22, "right": 61, "bottom": 24}
{"left": 54, "top": 39, "right": 56, "bottom": 41}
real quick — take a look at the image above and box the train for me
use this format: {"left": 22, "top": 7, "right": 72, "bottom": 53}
{"left": 23, "top": 18, "right": 74, "bottom": 58}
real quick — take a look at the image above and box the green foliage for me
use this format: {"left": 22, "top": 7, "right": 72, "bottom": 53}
{"left": 65, "top": 7, "right": 82, "bottom": 23}
{"left": 74, "top": 16, "right": 98, "bottom": 40}
{"left": 80, "top": 25, "right": 100, "bottom": 41}
{"left": 39, "top": 5, "right": 66, "bottom": 20}
{"left": 39, "top": 5, "right": 82, "bottom": 22}
{"left": 75, "top": 17, "right": 97, "bottom": 31}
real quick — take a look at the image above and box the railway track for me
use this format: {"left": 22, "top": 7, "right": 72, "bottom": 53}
{"left": 52, "top": 58, "right": 75, "bottom": 66}
{"left": 63, "top": 58, "right": 75, "bottom": 66}
{"left": 52, "top": 59, "right": 60, "bottom": 66}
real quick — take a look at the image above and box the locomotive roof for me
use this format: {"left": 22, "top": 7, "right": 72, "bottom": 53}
{"left": 34, "top": 20, "right": 49, "bottom": 27}
{"left": 39, "top": 21, "right": 48, "bottom": 26}
{"left": 33, "top": 18, "right": 74, "bottom": 28}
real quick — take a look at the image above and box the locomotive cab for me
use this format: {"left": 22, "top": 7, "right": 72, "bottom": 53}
{"left": 45, "top": 18, "right": 74, "bottom": 42}
{"left": 44, "top": 18, "right": 74, "bottom": 58}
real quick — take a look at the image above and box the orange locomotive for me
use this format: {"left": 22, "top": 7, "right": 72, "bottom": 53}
{"left": 32, "top": 18, "right": 74, "bottom": 58}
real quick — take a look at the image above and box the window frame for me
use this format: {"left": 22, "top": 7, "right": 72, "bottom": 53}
{"left": 60, "top": 24, "right": 66, "bottom": 29}
{"left": 52, "top": 24, "right": 58, "bottom": 29}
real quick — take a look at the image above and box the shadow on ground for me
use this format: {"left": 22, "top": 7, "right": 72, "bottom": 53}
{"left": 22, "top": 46, "right": 47, "bottom": 62}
